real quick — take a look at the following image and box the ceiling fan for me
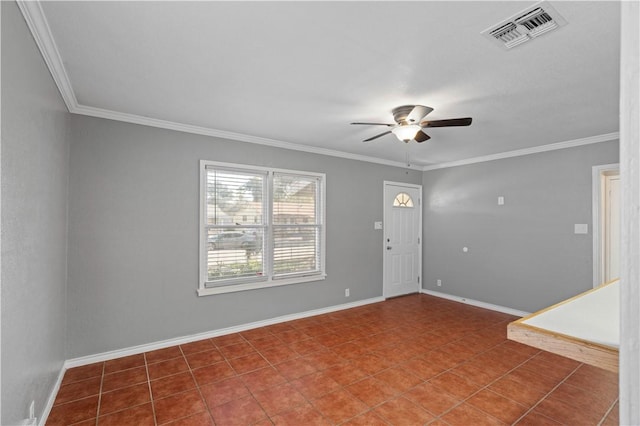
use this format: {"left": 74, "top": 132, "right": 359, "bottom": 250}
{"left": 351, "top": 105, "right": 472, "bottom": 143}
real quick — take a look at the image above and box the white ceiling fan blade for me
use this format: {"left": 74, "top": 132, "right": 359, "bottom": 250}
{"left": 406, "top": 105, "right": 434, "bottom": 123}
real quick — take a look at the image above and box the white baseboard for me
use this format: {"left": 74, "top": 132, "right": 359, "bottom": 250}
{"left": 39, "top": 364, "right": 65, "bottom": 426}
{"left": 64, "top": 296, "right": 385, "bottom": 369}
{"left": 44, "top": 296, "right": 382, "bottom": 424}
{"left": 420, "top": 288, "right": 530, "bottom": 318}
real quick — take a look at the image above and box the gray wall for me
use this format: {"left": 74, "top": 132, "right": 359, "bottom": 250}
{"left": 67, "top": 115, "right": 421, "bottom": 358}
{"left": 422, "top": 140, "right": 619, "bottom": 312}
{"left": 1, "top": 2, "right": 70, "bottom": 424}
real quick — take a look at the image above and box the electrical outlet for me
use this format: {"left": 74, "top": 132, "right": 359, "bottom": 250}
{"left": 345, "top": 288, "right": 350, "bottom": 297}
{"left": 437, "top": 279, "right": 442, "bottom": 287}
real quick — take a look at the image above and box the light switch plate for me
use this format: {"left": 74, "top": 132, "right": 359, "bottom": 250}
{"left": 574, "top": 224, "right": 588, "bottom": 234}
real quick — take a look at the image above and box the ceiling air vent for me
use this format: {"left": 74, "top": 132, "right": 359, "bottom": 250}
{"left": 481, "top": 1, "right": 567, "bottom": 50}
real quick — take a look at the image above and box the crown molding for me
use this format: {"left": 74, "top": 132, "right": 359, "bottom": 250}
{"left": 422, "top": 132, "right": 620, "bottom": 171}
{"left": 72, "top": 104, "right": 414, "bottom": 169}
{"left": 17, "top": 0, "right": 78, "bottom": 111}
{"left": 18, "top": 1, "right": 618, "bottom": 172}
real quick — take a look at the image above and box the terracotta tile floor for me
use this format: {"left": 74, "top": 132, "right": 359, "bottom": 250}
{"left": 47, "top": 294, "right": 619, "bottom": 425}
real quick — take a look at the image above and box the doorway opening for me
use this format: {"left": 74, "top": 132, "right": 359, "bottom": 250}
{"left": 592, "top": 164, "right": 620, "bottom": 287}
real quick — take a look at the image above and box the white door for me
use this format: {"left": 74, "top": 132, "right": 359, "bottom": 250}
{"left": 383, "top": 182, "right": 422, "bottom": 298}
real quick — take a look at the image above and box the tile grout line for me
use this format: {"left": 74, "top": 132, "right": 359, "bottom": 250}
{"left": 147, "top": 349, "right": 211, "bottom": 425}
{"left": 416, "top": 334, "right": 535, "bottom": 424}
{"left": 143, "top": 353, "right": 159, "bottom": 426}
{"left": 264, "top": 305, "right": 513, "bottom": 424}
{"left": 297, "top": 325, "right": 421, "bottom": 423}
{"left": 243, "top": 334, "right": 298, "bottom": 425}
{"left": 242, "top": 320, "right": 410, "bottom": 423}
{"left": 252, "top": 315, "right": 463, "bottom": 423}
{"left": 182, "top": 345, "right": 216, "bottom": 425}
{"left": 597, "top": 397, "right": 619, "bottom": 425}
{"left": 268, "top": 323, "right": 538, "bottom": 425}
{"left": 424, "top": 314, "right": 611, "bottom": 425}
{"left": 404, "top": 314, "right": 582, "bottom": 423}
{"left": 185, "top": 339, "right": 236, "bottom": 424}
{"left": 319, "top": 301, "right": 602, "bottom": 424}
{"left": 94, "top": 362, "right": 105, "bottom": 426}
{"left": 510, "top": 362, "right": 583, "bottom": 425}
{"left": 241, "top": 330, "right": 340, "bottom": 425}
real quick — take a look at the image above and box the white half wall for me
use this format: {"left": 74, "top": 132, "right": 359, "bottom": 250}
{"left": 619, "top": 1, "right": 640, "bottom": 423}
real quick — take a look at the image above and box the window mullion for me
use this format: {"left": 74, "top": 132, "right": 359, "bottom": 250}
{"left": 265, "top": 171, "right": 274, "bottom": 279}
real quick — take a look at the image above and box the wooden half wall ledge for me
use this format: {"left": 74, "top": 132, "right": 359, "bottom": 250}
{"left": 508, "top": 279, "right": 619, "bottom": 373}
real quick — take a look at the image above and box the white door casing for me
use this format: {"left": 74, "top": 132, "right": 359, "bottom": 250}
{"left": 604, "top": 174, "right": 621, "bottom": 282}
{"left": 383, "top": 182, "right": 422, "bottom": 298}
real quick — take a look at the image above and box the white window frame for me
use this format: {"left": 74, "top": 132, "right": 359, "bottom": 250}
{"left": 198, "top": 160, "right": 326, "bottom": 296}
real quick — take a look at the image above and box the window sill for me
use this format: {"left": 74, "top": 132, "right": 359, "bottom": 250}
{"left": 197, "top": 274, "right": 327, "bottom": 296}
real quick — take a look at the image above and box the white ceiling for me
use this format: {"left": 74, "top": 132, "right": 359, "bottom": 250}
{"left": 30, "top": 1, "right": 620, "bottom": 168}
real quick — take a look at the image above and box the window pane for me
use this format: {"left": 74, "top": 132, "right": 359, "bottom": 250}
{"left": 273, "top": 226, "right": 319, "bottom": 276}
{"left": 273, "top": 174, "right": 318, "bottom": 225}
{"left": 206, "top": 169, "right": 264, "bottom": 225}
{"left": 206, "top": 228, "right": 264, "bottom": 284}
{"left": 393, "top": 192, "right": 414, "bottom": 208}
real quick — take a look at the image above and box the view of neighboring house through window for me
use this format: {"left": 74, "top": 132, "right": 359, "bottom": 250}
{"left": 200, "top": 161, "right": 325, "bottom": 295}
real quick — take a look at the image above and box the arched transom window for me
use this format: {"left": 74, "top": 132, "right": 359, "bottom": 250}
{"left": 393, "top": 192, "right": 414, "bottom": 208}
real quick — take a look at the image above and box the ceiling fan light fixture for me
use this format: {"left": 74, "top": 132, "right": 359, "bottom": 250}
{"left": 351, "top": 104, "right": 471, "bottom": 143}
{"left": 392, "top": 124, "right": 421, "bottom": 142}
